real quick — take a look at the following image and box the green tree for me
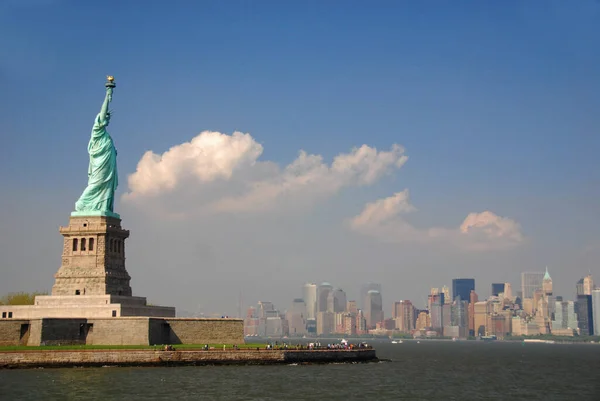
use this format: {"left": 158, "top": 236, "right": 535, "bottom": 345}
{"left": 0, "top": 291, "right": 48, "bottom": 305}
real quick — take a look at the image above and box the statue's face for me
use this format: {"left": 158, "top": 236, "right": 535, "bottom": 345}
{"left": 105, "top": 113, "right": 111, "bottom": 125}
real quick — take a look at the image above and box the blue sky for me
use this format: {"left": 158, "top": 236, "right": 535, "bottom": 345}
{"left": 1, "top": 1, "right": 599, "bottom": 314}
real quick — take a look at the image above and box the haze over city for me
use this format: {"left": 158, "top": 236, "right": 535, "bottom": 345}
{"left": 1, "top": 1, "right": 599, "bottom": 318}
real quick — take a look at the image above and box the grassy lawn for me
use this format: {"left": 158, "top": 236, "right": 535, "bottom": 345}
{"left": 0, "top": 343, "right": 265, "bottom": 352}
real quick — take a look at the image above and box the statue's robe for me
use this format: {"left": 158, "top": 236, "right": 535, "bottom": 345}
{"left": 75, "top": 113, "right": 118, "bottom": 212}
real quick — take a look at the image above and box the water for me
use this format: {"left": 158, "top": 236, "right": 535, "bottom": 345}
{"left": 1, "top": 341, "right": 599, "bottom": 400}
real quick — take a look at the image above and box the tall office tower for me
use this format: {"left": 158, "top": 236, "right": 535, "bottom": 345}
{"left": 393, "top": 300, "right": 415, "bottom": 332}
{"left": 302, "top": 283, "right": 317, "bottom": 320}
{"left": 441, "top": 286, "right": 451, "bottom": 305}
{"left": 552, "top": 301, "right": 578, "bottom": 331}
{"left": 316, "top": 282, "right": 333, "bottom": 313}
{"left": 584, "top": 274, "right": 594, "bottom": 295}
{"left": 327, "top": 288, "right": 347, "bottom": 313}
{"left": 468, "top": 290, "right": 479, "bottom": 336}
{"left": 364, "top": 290, "right": 383, "bottom": 329}
{"left": 451, "top": 297, "right": 469, "bottom": 333}
{"left": 576, "top": 294, "right": 594, "bottom": 336}
{"left": 521, "top": 271, "right": 545, "bottom": 299}
{"left": 452, "top": 279, "right": 475, "bottom": 302}
{"left": 257, "top": 301, "right": 275, "bottom": 318}
{"left": 415, "top": 311, "right": 430, "bottom": 330}
{"left": 576, "top": 278, "right": 584, "bottom": 296}
{"left": 428, "top": 293, "right": 444, "bottom": 331}
{"left": 592, "top": 289, "right": 600, "bottom": 336}
{"left": 286, "top": 298, "right": 307, "bottom": 335}
{"left": 503, "top": 283, "right": 513, "bottom": 299}
{"left": 543, "top": 267, "right": 553, "bottom": 296}
{"left": 361, "top": 282, "right": 382, "bottom": 310}
{"left": 346, "top": 300, "right": 358, "bottom": 314}
{"left": 579, "top": 274, "right": 595, "bottom": 295}
{"left": 430, "top": 287, "right": 440, "bottom": 295}
{"left": 491, "top": 283, "right": 505, "bottom": 297}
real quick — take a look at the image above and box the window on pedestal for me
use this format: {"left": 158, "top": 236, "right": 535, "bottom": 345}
{"left": 75, "top": 290, "right": 81, "bottom": 295}
{"left": 8, "top": 312, "right": 12, "bottom": 318}
{"left": 112, "top": 310, "right": 117, "bottom": 317}
{"left": 73, "top": 238, "right": 78, "bottom": 251}
{"left": 1, "top": 312, "right": 6, "bottom": 318}
{"left": 109, "top": 239, "right": 113, "bottom": 252}
{"left": 81, "top": 238, "right": 86, "bottom": 251}
{"left": 89, "top": 238, "right": 94, "bottom": 251}
{"left": 117, "top": 240, "right": 121, "bottom": 253}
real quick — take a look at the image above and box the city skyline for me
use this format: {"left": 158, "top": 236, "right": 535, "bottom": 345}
{"left": 1, "top": 1, "right": 599, "bottom": 316}
{"left": 242, "top": 270, "right": 598, "bottom": 338}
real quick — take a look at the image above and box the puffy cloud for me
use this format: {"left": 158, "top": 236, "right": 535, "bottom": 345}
{"left": 123, "top": 130, "right": 408, "bottom": 214}
{"left": 349, "top": 189, "right": 524, "bottom": 251}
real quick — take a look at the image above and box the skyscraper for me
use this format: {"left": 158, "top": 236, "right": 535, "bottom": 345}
{"left": 441, "top": 286, "right": 451, "bottom": 305}
{"left": 552, "top": 301, "right": 578, "bottom": 331}
{"left": 316, "top": 282, "right": 333, "bottom": 313}
{"left": 592, "top": 289, "right": 600, "bottom": 336}
{"left": 576, "top": 294, "right": 594, "bottom": 336}
{"left": 578, "top": 274, "right": 595, "bottom": 296}
{"left": 364, "top": 290, "right": 383, "bottom": 329}
{"left": 327, "top": 288, "right": 347, "bottom": 313}
{"left": 286, "top": 298, "right": 307, "bottom": 335}
{"left": 521, "top": 272, "right": 544, "bottom": 299}
{"left": 393, "top": 300, "right": 414, "bottom": 332}
{"left": 452, "top": 279, "right": 475, "bottom": 302}
{"left": 361, "top": 282, "right": 382, "bottom": 310}
{"left": 302, "top": 283, "right": 317, "bottom": 320}
{"left": 503, "top": 283, "right": 513, "bottom": 299}
{"left": 491, "top": 283, "right": 504, "bottom": 297}
{"left": 542, "top": 267, "right": 553, "bottom": 296}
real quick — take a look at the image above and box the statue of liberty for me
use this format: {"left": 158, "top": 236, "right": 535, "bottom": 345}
{"left": 73, "top": 76, "right": 119, "bottom": 217}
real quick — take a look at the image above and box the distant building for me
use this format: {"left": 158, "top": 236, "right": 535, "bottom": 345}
{"left": 441, "top": 286, "right": 451, "bottom": 305}
{"left": 576, "top": 294, "right": 594, "bottom": 336}
{"left": 346, "top": 300, "right": 358, "bottom": 314}
{"left": 452, "top": 279, "right": 475, "bottom": 303}
{"left": 327, "top": 288, "right": 347, "bottom": 313}
{"left": 302, "top": 283, "right": 317, "bottom": 320}
{"left": 521, "top": 272, "right": 544, "bottom": 299}
{"left": 491, "top": 283, "right": 504, "bottom": 297}
{"left": 360, "top": 282, "right": 382, "bottom": 310}
{"left": 428, "top": 293, "right": 444, "bottom": 332}
{"left": 592, "top": 290, "right": 600, "bottom": 336}
{"left": 468, "top": 290, "right": 478, "bottom": 336}
{"left": 393, "top": 300, "right": 415, "bottom": 332}
{"left": 552, "top": 301, "right": 578, "bottom": 332}
{"left": 316, "top": 283, "right": 333, "bottom": 314}
{"left": 503, "top": 283, "right": 513, "bottom": 299}
{"left": 542, "top": 267, "right": 553, "bottom": 296}
{"left": 286, "top": 298, "right": 307, "bottom": 336}
{"left": 365, "top": 290, "right": 383, "bottom": 329}
{"left": 577, "top": 274, "right": 595, "bottom": 296}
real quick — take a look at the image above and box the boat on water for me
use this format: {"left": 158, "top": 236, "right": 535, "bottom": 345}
{"left": 391, "top": 340, "right": 403, "bottom": 344}
{"left": 523, "top": 339, "right": 555, "bottom": 344}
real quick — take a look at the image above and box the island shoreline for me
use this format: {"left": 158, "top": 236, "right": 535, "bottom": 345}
{"left": 0, "top": 348, "right": 378, "bottom": 369}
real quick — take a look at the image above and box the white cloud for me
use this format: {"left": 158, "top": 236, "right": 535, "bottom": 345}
{"left": 123, "top": 130, "right": 408, "bottom": 214}
{"left": 349, "top": 189, "right": 524, "bottom": 251}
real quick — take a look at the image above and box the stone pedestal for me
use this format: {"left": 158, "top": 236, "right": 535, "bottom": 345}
{"left": 2, "top": 214, "right": 176, "bottom": 320}
{"left": 53, "top": 215, "right": 132, "bottom": 296}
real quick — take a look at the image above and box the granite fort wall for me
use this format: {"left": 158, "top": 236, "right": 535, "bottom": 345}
{"left": 87, "top": 318, "right": 152, "bottom": 345}
{"left": 165, "top": 319, "right": 244, "bottom": 345}
{"left": 0, "top": 349, "right": 377, "bottom": 369}
{"left": 0, "top": 320, "right": 30, "bottom": 346}
{"left": 0, "top": 318, "right": 244, "bottom": 346}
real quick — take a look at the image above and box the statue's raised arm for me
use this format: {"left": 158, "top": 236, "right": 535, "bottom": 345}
{"left": 97, "top": 76, "right": 115, "bottom": 126}
{"left": 73, "top": 76, "right": 120, "bottom": 217}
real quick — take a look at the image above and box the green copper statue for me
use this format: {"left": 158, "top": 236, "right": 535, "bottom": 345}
{"left": 72, "top": 76, "right": 119, "bottom": 218}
